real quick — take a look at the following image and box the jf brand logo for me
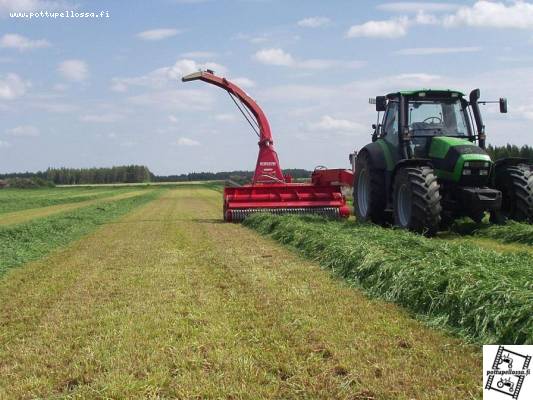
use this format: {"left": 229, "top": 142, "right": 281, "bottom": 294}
{"left": 484, "top": 345, "right": 532, "bottom": 399}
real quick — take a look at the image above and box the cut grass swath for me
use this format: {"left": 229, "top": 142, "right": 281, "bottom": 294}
{"left": 450, "top": 219, "right": 533, "bottom": 246}
{"left": 0, "top": 187, "right": 133, "bottom": 214}
{"left": 0, "top": 190, "right": 162, "bottom": 277}
{"left": 243, "top": 214, "right": 533, "bottom": 344}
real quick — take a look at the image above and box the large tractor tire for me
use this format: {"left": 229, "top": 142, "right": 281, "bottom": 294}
{"left": 353, "top": 152, "right": 387, "bottom": 224}
{"left": 393, "top": 166, "right": 442, "bottom": 236}
{"left": 493, "top": 164, "right": 533, "bottom": 223}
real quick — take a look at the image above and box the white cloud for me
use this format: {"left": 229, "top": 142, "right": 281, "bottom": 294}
{"left": 517, "top": 105, "right": 533, "bottom": 120}
{"left": 254, "top": 48, "right": 295, "bottom": 66}
{"left": 414, "top": 11, "right": 439, "bottom": 25}
{"left": 231, "top": 77, "right": 256, "bottom": 88}
{"left": 179, "top": 51, "right": 217, "bottom": 58}
{"left": 0, "top": 73, "right": 30, "bottom": 99}
{"left": 0, "top": 34, "right": 50, "bottom": 50}
{"left": 213, "top": 113, "right": 237, "bottom": 122}
{"left": 235, "top": 33, "right": 270, "bottom": 44}
{"left": 444, "top": 1, "right": 533, "bottom": 29}
{"left": 168, "top": 115, "right": 178, "bottom": 123}
{"left": 262, "top": 84, "right": 337, "bottom": 102}
{"left": 53, "top": 83, "right": 68, "bottom": 91}
{"left": 176, "top": 137, "right": 200, "bottom": 146}
{"left": 393, "top": 73, "right": 442, "bottom": 83}
{"left": 6, "top": 125, "right": 40, "bottom": 137}
{"left": 395, "top": 46, "right": 482, "bottom": 55}
{"left": 299, "top": 59, "right": 365, "bottom": 69}
{"left": 308, "top": 115, "right": 363, "bottom": 132}
{"left": 254, "top": 48, "right": 364, "bottom": 70}
{"left": 136, "top": 28, "right": 180, "bottom": 41}
{"left": 0, "top": 139, "right": 10, "bottom": 148}
{"left": 349, "top": 1, "right": 533, "bottom": 39}
{"left": 377, "top": 2, "right": 461, "bottom": 13}
{"left": 128, "top": 89, "right": 213, "bottom": 111}
{"left": 297, "top": 16, "right": 331, "bottom": 28}
{"left": 347, "top": 17, "right": 409, "bottom": 38}
{"left": 173, "top": 0, "right": 208, "bottom": 3}
{"left": 32, "top": 101, "right": 77, "bottom": 113}
{"left": 111, "top": 59, "right": 227, "bottom": 91}
{"left": 80, "top": 113, "right": 124, "bottom": 123}
{"left": 58, "top": 59, "right": 88, "bottom": 81}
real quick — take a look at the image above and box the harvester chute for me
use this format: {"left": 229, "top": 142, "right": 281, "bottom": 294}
{"left": 182, "top": 70, "right": 352, "bottom": 222}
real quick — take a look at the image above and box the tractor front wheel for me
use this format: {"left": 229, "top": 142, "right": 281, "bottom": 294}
{"left": 393, "top": 166, "right": 442, "bottom": 236}
{"left": 494, "top": 164, "right": 533, "bottom": 223}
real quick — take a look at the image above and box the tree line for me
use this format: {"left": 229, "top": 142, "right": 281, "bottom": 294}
{"left": 0, "top": 165, "right": 152, "bottom": 185}
{"left": 0, "top": 145, "right": 531, "bottom": 186}
{"left": 486, "top": 144, "right": 533, "bottom": 161}
{"left": 153, "top": 169, "right": 312, "bottom": 184}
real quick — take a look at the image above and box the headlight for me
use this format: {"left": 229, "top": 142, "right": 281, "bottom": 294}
{"left": 464, "top": 161, "right": 470, "bottom": 167}
{"left": 463, "top": 169, "right": 471, "bottom": 175}
{"left": 480, "top": 170, "right": 489, "bottom": 176}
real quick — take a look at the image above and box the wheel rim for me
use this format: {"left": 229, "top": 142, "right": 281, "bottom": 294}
{"left": 357, "top": 169, "right": 369, "bottom": 217}
{"left": 397, "top": 184, "right": 412, "bottom": 227}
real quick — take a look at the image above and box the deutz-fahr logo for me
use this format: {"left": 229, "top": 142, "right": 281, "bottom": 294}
{"left": 484, "top": 345, "right": 532, "bottom": 399}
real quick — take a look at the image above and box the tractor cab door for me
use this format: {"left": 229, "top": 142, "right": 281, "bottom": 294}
{"left": 381, "top": 101, "right": 401, "bottom": 164}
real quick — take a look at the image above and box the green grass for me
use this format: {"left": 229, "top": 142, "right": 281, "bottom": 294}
{"left": 0, "top": 189, "right": 162, "bottom": 277}
{"left": 243, "top": 214, "right": 533, "bottom": 345}
{"left": 0, "top": 187, "right": 135, "bottom": 214}
{"left": 0, "top": 187, "right": 482, "bottom": 399}
{"left": 450, "top": 219, "right": 533, "bottom": 246}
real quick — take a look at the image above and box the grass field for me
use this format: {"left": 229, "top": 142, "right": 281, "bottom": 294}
{"left": 0, "top": 187, "right": 135, "bottom": 214}
{"left": 0, "top": 189, "right": 161, "bottom": 277}
{"left": 0, "top": 186, "right": 484, "bottom": 399}
{"left": 243, "top": 214, "right": 532, "bottom": 344}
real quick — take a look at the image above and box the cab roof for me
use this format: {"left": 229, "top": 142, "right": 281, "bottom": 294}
{"left": 386, "top": 89, "right": 465, "bottom": 99}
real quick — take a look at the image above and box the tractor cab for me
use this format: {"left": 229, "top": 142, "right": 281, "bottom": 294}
{"left": 377, "top": 90, "right": 477, "bottom": 163}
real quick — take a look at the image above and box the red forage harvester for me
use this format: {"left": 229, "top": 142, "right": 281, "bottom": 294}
{"left": 182, "top": 70, "right": 353, "bottom": 222}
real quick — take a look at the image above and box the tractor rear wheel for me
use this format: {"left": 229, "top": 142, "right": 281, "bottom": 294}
{"left": 494, "top": 164, "right": 533, "bottom": 223}
{"left": 353, "top": 152, "right": 387, "bottom": 224}
{"left": 393, "top": 166, "right": 442, "bottom": 236}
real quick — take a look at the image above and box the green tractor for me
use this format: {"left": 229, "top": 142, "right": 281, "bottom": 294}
{"left": 352, "top": 88, "right": 532, "bottom": 235}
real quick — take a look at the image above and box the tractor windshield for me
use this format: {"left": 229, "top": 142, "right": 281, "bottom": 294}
{"left": 408, "top": 99, "right": 470, "bottom": 137}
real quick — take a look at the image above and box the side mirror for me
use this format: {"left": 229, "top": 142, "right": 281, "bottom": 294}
{"left": 375, "top": 96, "right": 387, "bottom": 112}
{"left": 499, "top": 98, "right": 508, "bottom": 113}
{"left": 469, "top": 88, "right": 480, "bottom": 103}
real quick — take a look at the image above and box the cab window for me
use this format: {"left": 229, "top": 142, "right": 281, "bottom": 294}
{"left": 382, "top": 101, "right": 399, "bottom": 146}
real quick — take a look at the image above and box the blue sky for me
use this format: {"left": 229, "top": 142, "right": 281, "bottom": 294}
{"left": 1, "top": 0, "right": 533, "bottom": 175}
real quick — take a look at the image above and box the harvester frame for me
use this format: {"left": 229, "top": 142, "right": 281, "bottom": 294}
{"left": 182, "top": 70, "right": 352, "bottom": 222}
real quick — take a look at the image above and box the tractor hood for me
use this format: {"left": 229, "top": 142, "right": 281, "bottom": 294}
{"left": 428, "top": 136, "right": 492, "bottom": 182}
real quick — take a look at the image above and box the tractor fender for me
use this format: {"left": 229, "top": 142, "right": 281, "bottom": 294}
{"left": 355, "top": 142, "right": 391, "bottom": 205}
{"left": 358, "top": 142, "right": 388, "bottom": 171}
{"left": 391, "top": 159, "right": 434, "bottom": 184}
{"left": 491, "top": 157, "right": 532, "bottom": 189}
{"left": 493, "top": 157, "right": 531, "bottom": 169}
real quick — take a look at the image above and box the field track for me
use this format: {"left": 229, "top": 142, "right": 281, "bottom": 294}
{"left": 0, "top": 190, "right": 147, "bottom": 226}
{"left": 0, "top": 187, "right": 481, "bottom": 399}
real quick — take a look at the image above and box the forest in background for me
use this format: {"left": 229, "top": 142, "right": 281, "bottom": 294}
{"left": 0, "top": 144, "right": 531, "bottom": 187}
